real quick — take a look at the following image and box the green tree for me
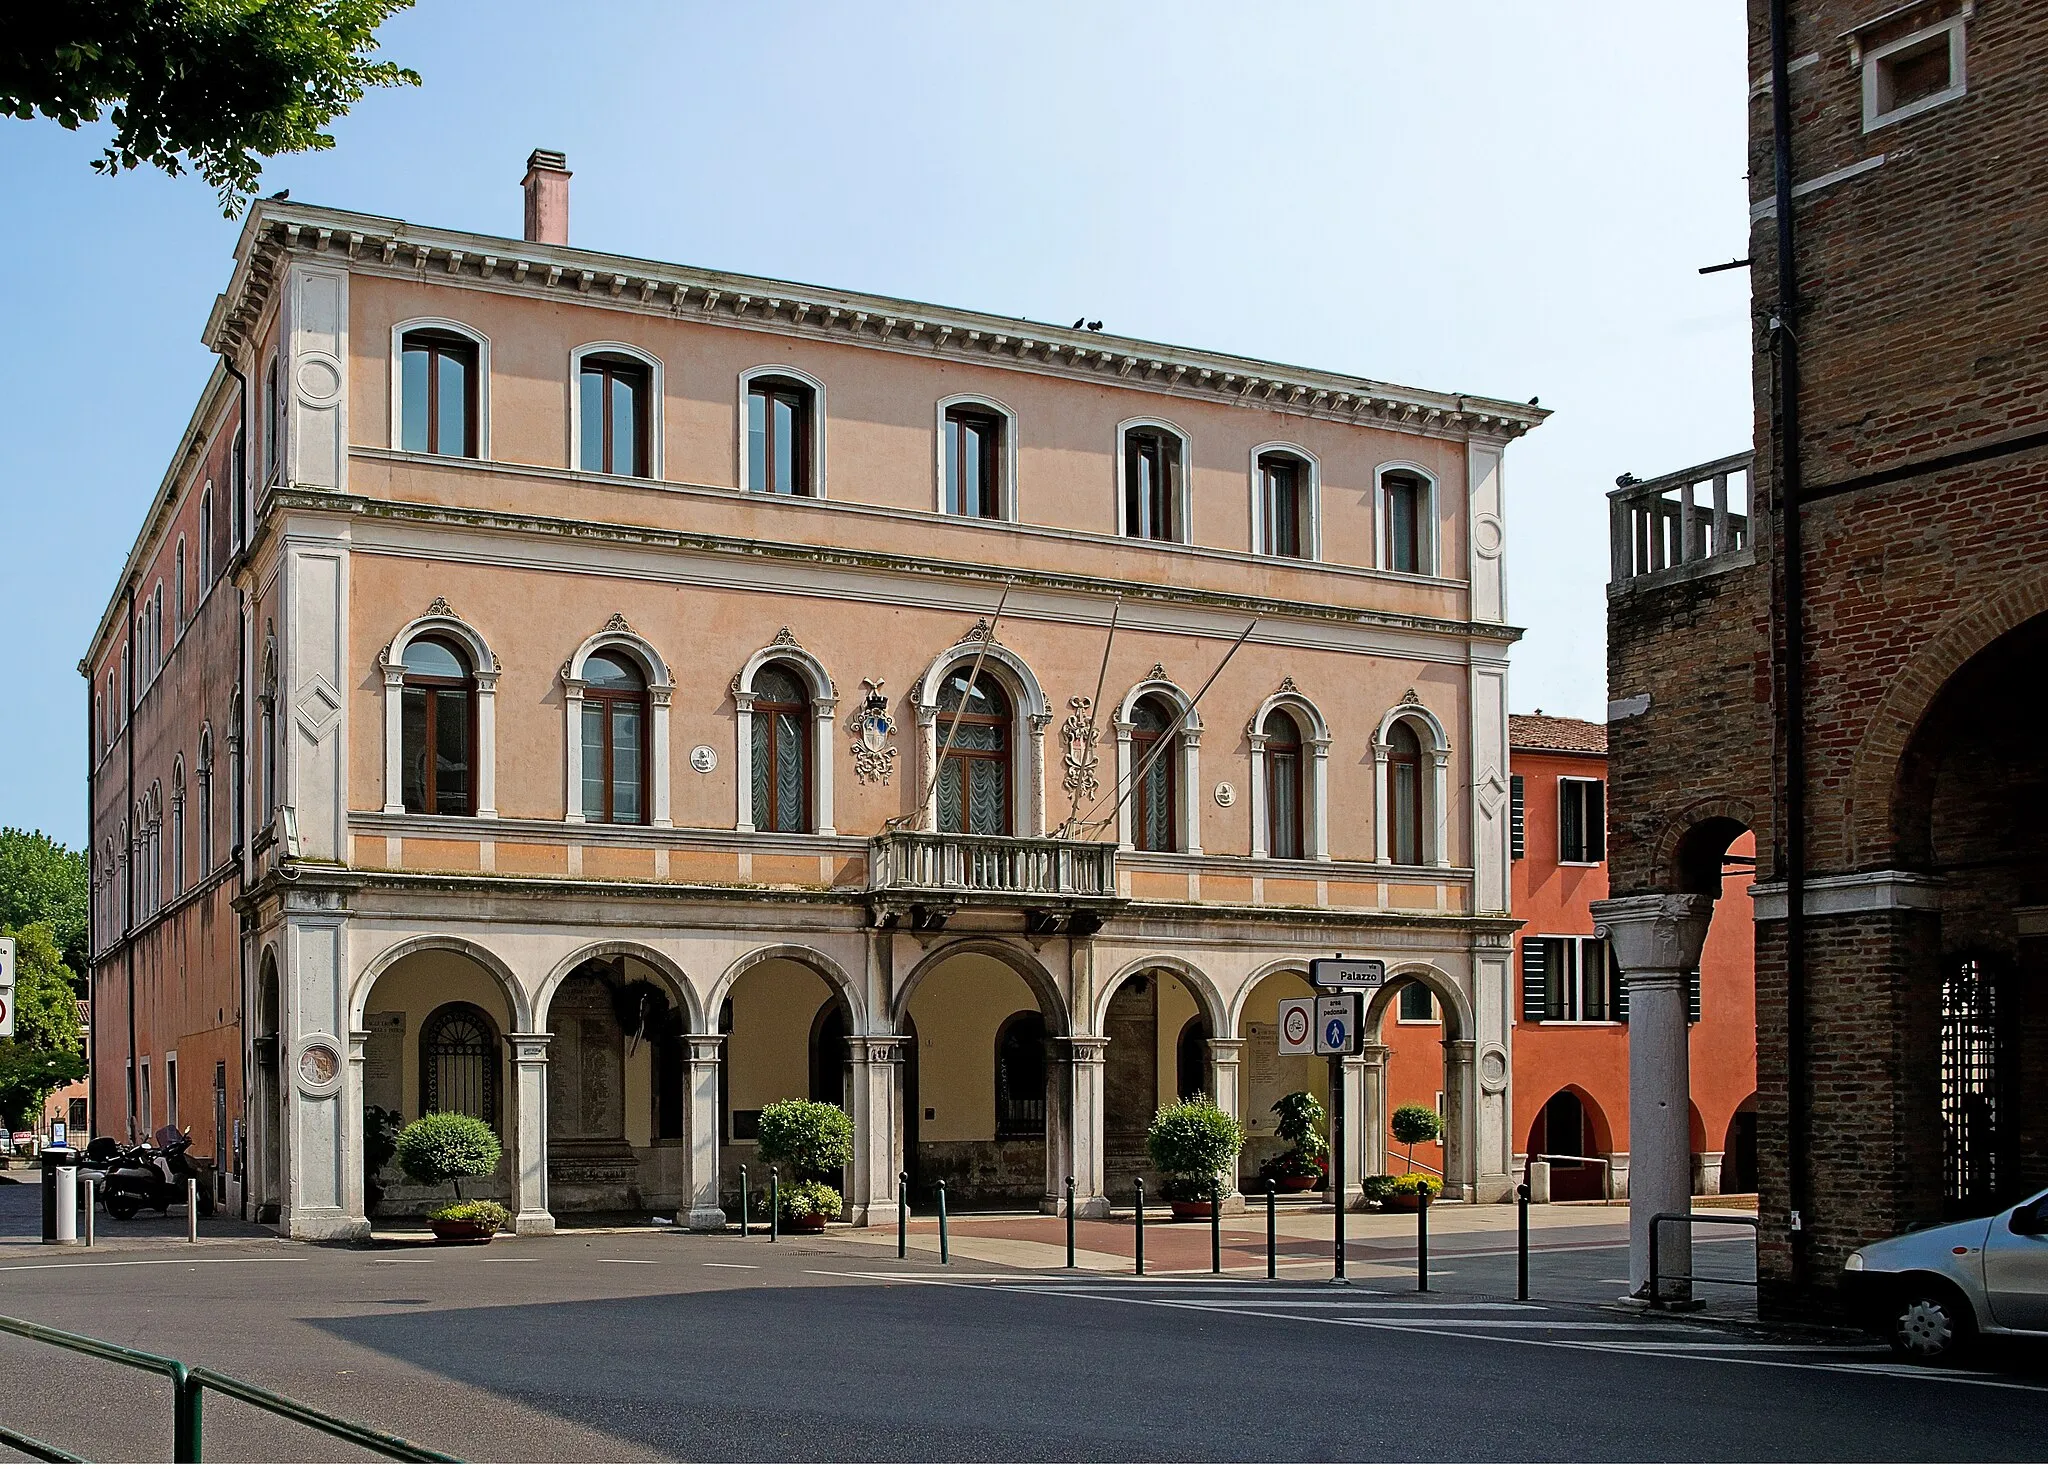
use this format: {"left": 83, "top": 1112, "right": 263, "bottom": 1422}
{"left": 0, "top": 829, "right": 89, "bottom": 980}
{"left": 3, "top": 0, "right": 420, "bottom": 215}
{"left": 0, "top": 923, "right": 88, "bottom": 1130}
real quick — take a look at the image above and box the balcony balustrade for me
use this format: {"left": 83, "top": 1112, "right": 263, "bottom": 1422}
{"left": 867, "top": 829, "right": 1118, "bottom": 903}
{"left": 1609, "top": 452, "right": 1754, "bottom": 591}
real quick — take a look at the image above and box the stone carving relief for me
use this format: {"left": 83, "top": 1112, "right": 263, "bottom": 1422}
{"left": 850, "top": 678, "right": 898, "bottom": 786}
{"left": 1061, "top": 695, "right": 1100, "bottom": 806}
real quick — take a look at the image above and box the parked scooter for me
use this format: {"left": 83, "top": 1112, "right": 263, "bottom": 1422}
{"left": 101, "top": 1128, "right": 213, "bottom": 1220}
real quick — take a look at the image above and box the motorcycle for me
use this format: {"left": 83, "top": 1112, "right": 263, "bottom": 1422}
{"left": 101, "top": 1128, "right": 213, "bottom": 1220}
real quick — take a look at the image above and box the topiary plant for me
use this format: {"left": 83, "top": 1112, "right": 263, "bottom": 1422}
{"left": 1263, "top": 1089, "right": 1327, "bottom": 1183}
{"left": 1147, "top": 1096, "right": 1244, "bottom": 1201}
{"left": 756, "top": 1098, "right": 854, "bottom": 1182}
{"left": 1391, "top": 1102, "right": 1443, "bottom": 1171}
{"left": 394, "top": 1112, "right": 502, "bottom": 1200}
{"left": 1360, "top": 1173, "right": 1398, "bottom": 1206}
{"left": 777, "top": 1179, "right": 844, "bottom": 1224}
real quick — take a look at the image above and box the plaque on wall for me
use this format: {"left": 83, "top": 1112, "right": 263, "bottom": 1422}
{"left": 364, "top": 1011, "right": 405, "bottom": 1115}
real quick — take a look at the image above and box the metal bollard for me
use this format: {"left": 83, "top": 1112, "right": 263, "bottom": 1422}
{"left": 898, "top": 1171, "right": 909, "bottom": 1260}
{"left": 1416, "top": 1188, "right": 1430, "bottom": 1292}
{"left": 186, "top": 1178, "right": 198, "bottom": 1245}
{"left": 83, "top": 1179, "right": 95, "bottom": 1249}
{"left": 739, "top": 1165, "right": 749, "bottom": 1238}
{"left": 1065, "top": 1176, "right": 1076, "bottom": 1269}
{"left": 1133, "top": 1178, "right": 1145, "bottom": 1276}
{"left": 1517, "top": 1181, "right": 1530, "bottom": 1301}
{"left": 1266, "top": 1180, "right": 1277, "bottom": 1280}
{"left": 936, "top": 1179, "right": 949, "bottom": 1265}
{"left": 769, "top": 1168, "right": 780, "bottom": 1243}
{"left": 1210, "top": 1179, "right": 1222, "bottom": 1274}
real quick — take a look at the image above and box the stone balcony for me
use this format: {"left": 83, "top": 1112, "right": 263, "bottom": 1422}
{"left": 1608, "top": 451, "right": 1754, "bottom": 594}
{"left": 866, "top": 830, "right": 1121, "bottom": 934}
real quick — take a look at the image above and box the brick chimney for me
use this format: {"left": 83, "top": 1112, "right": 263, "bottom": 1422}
{"left": 522, "top": 149, "right": 570, "bottom": 245}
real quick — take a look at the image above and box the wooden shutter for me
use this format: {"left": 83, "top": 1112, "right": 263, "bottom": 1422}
{"left": 1587, "top": 779, "right": 1606, "bottom": 862}
{"left": 1613, "top": 946, "right": 1628, "bottom": 1023}
{"left": 1688, "top": 967, "right": 1702, "bottom": 1023}
{"left": 1521, "top": 938, "right": 1548, "bottom": 1021}
{"left": 1509, "top": 774, "right": 1525, "bottom": 859}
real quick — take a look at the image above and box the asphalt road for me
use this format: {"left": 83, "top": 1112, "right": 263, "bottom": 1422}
{"left": 1, "top": 1211, "right": 2046, "bottom": 1464}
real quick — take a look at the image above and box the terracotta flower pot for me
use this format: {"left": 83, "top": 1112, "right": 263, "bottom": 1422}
{"left": 783, "top": 1212, "right": 829, "bottom": 1235}
{"left": 1169, "top": 1199, "right": 1215, "bottom": 1221}
{"left": 430, "top": 1218, "right": 497, "bottom": 1243}
{"left": 1274, "top": 1174, "right": 1321, "bottom": 1195}
{"left": 1385, "top": 1195, "right": 1422, "bottom": 1212}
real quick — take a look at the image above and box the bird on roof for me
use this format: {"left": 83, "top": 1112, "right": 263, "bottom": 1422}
{"left": 1072, "top": 318, "right": 1086, "bottom": 329}
{"left": 1087, "top": 320, "right": 1103, "bottom": 332}
{"left": 267, "top": 188, "right": 290, "bottom": 200}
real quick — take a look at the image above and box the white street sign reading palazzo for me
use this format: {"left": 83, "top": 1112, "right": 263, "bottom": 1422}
{"left": 1309, "top": 957, "right": 1387, "bottom": 994}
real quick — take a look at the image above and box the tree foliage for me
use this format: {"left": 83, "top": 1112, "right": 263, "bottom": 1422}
{"left": 754, "top": 1099, "right": 854, "bottom": 1180}
{"left": 0, "top": 830, "right": 88, "bottom": 980}
{"left": 1146, "top": 1096, "right": 1243, "bottom": 1189}
{"left": 0, "top": 923, "right": 88, "bottom": 1129}
{"left": 1391, "top": 1103, "right": 1444, "bottom": 1146}
{"left": 3, "top": 0, "right": 421, "bottom": 215}
{"left": 394, "top": 1111, "right": 501, "bottom": 1197}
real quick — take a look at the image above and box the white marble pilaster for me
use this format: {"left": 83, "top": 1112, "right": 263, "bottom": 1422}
{"left": 684, "top": 1034, "right": 726, "bottom": 1231}
{"left": 508, "top": 1032, "right": 555, "bottom": 1235}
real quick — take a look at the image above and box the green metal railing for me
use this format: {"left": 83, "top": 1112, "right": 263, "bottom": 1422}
{"left": 0, "top": 1314, "right": 458, "bottom": 1463}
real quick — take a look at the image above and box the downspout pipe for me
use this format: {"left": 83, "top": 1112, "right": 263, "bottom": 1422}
{"left": 1769, "top": 0, "right": 1810, "bottom": 1287}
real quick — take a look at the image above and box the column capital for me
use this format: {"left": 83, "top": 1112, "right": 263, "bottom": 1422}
{"left": 683, "top": 1033, "right": 725, "bottom": 1064}
{"left": 505, "top": 1031, "right": 553, "bottom": 1063}
{"left": 1206, "top": 1036, "right": 1244, "bottom": 1062}
{"left": 1359, "top": 1042, "right": 1390, "bottom": 1066}
{"left": 1054, "top": 1033, "right": 1109, "bottom": 1065}
{"left": 848, "top": 1035, "right": 912, "bottom": 1065}
{"left": 1442, "top": 1038, "right": 1477, "bottom": 1064}
{"left": 1589, "top": 891, "right": 1714, "bottom": 976}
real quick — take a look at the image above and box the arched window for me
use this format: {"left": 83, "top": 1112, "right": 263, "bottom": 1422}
{"left": 1255, "top": 450, "right": 1314, "bottom": 558}
{"left": 750, "top": 663, "right": 811, "bottom": 832}
{"left": 419, "top": 1002, "right": 500, "bottom": 1127}
{"left": 1388, "top": 721, "right": 1424, "bottom": 866}
{"left": 175, "top": 539, "right": 187, "bottom": 631}
{"left": 746, "top": 375, "right": 816, "bottom": 496}
{"left": 198, "top": 485, "right": 211, "bottom": 592}
{"left": 1122, "top": 424, "right": 1184, "bottom": 542}
{"left": 937, "top": 669, "right": 1011, "bottom": 835}
{"left": 581, "top": 650, "right": 650, "bottom": 825}
{"left": 577, "top": 352, "right": 652, "bottom": 477}
{"left": 399, "top": 329, "right": 480, "bottom": 457}
{"left": 1176, "top": 1015, "right": 1212, "bottom": 1102}
{"left": 1265, "top": 710, "right": 1305, "bottom": 860}
{"left": 171, "top": 760, "right": 186, "bottom": 897}
{"left": 400, "top": 636, "right": 476, "bottom": 816}
{"left": 1379, "top": 467, "right": 1436, "bottom": 575}
{"left": 196, "top": 727, "right": 213, "bottom": 873}
{"left": 809, "top": 1000, "right": 850, "bottom": 1109}
{"left": 1129, "top": 696, "right": 1178, "bottom": 852}
{"left": 942, "top": 402, "right": 1006, "bottom": 518}
{"left": 995, "top": 1011, "right": 1047, "bottom": 1137}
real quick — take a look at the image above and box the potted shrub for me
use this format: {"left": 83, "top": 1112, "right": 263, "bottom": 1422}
{"left": 1260, "top": 1090, "right": 1326, "bottom": 1194}
{"left": 1385, "top": 1171, "right": 1442, "bottom": 1212}
{"left": 1360, "top": 1174, "right": 1399, "bottom": 1209}
{"left": 756, "top": 1097, "right": 853, "bottom": 1234}
{"left": 363, "top": 1105, "right": 401, "bottom": 1217}
{"left": 1391, "top": 1102, "right": 1444, "bottom": 1171}
{"left": 1147, "top": 1097, "right": 1244, "bottom": 1220}
{"left": 394, "top": 1111, "right": 505, "bottom": 1242}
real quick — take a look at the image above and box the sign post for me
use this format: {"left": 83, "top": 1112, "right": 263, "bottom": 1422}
{"left": 1310, "top": 958, "right": 1380, "bottom": 1285}
{"left": 0, "top": 936, "right": 15, "bottom": 1040}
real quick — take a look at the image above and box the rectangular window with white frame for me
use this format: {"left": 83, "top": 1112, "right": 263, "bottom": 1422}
{"left": 1860, "top": 12, "right": 1967, "bottom": 133}
{"left": 1558, "top": 776, "right": 1605, "bottom": 865}
{"left": 1522, "top": 935, "right": 1617, "bottom": 1023}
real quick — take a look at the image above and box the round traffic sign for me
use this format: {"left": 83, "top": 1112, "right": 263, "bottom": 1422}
{"left": 1281, "top": 1004, "right": 1310, "bottom": 1047}
{"left": 1325, "top": 1018, "right": 1347, "bottom": 1049}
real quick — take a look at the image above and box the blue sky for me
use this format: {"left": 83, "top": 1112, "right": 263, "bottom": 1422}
{"left": 0, "top": 1, "right": 1752, "bottom": 848}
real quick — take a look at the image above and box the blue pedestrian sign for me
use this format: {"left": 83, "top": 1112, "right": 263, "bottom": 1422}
{"left": 1314, "top": 993, "right": 1358, "bottom": 1056}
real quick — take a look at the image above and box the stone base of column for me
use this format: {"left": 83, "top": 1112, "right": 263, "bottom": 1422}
{"left": 515, "top": 1210, "right": 557, "bottom": 1236}
{"left": 685, "top": 1206, "right": 726, "bottom": 1232}
{"left": 1220, "top": 1190, "right": 1247, "bottom": 1215}
{"left": 850, "top": 1201, "right": 900, "bottom": 1228}
{"left": 288, "top": 1211, "right": 372, "bottom": 1243}
{"left": 1616, "top": 1290, "right": 1705, "bottom": 1312}
{"left": 1075, "top": 1194, "right": 1112, "bottom": 1220}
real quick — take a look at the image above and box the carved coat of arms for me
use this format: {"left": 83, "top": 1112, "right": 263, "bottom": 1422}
{"left": 850, "top": 679, "right": 897, "bottom": 785}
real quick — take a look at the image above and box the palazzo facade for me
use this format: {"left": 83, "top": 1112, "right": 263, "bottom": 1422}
{"left": 84, "top": 155, "right": 1546, "bottom": 1238}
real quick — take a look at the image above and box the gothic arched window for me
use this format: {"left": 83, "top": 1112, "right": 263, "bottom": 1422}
{"left": 419, "top": 1002, "right": 500, "bottom": 1127}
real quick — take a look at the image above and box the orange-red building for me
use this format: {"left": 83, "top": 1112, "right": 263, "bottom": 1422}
{"left": 1377, "top": 714, "right": 1756, "bottom": 1198}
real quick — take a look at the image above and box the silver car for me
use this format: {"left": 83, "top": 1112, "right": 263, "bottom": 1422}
{"left": 1843, "top": 1186, "right": 2048, "bottom": 1360}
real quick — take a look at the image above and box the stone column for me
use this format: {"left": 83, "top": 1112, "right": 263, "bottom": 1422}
{"left": 507, "top": 1032, "right": 555, "bottom": 1236}
{"left": 1060, "top": 1035, "right": 1111, "bottom": 1217}
{"left": 1336, "top": 1054, "right": 1366, "bottom": 1207}
{"left": 1442, "top": 1039, "right": 1477, "bottom": 1202}
{"left": 848, "top": 1035, "right": 906, "bottom": 1227}
{"left": 1358, "top": 1042, "right": 1390, "bottom": 1179}
{"left": 1209, "top": 1037, "right": 1246, "bottom": 1211}
{"left": 1592, "top": 892, "right": 1714, "bottom": 1299}
{"left": 683, "top": 1034, "right": 726, "bottom": 1231}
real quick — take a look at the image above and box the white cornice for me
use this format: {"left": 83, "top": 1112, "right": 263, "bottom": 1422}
{"left": 207, "top": 202, "right": 1549, "bottom": 445}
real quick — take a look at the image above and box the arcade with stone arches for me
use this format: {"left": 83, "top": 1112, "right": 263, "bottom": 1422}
{"left": 247, "top": 910, "right": 1510, "bottom": 1240}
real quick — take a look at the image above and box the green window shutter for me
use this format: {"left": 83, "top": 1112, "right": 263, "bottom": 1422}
{"left": 1613, "top": 946, "right": 1628, "bottom": 1023}
{"left": 1521, "top": 937, "right": 1548, "bottom": 1021}
{"left": 1509, "top": 774, "right": 1525, "bottom": 860}
{"left": 1587, "top": 780, "right": 1606, "bottom": 863}
{"left": 1688, "top": 968, "right": 1702, "bottom": 1024}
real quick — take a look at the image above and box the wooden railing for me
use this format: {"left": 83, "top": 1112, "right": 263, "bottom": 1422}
{"left": 1609, "top": 452, "right": 1753, "bottom": 588}
{"left": 868, "top": 830, "right": 1117, "bottom": 899}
